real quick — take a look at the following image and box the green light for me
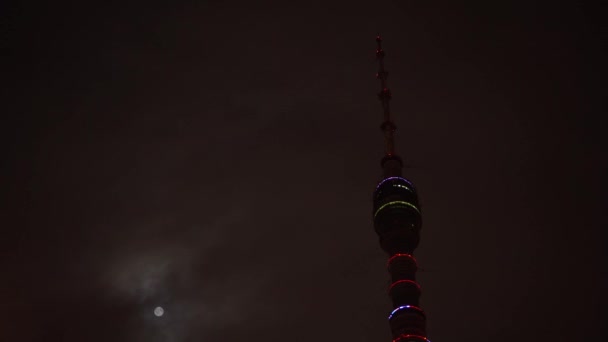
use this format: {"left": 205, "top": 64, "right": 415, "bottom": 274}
{"left": 374, "top": 201, "right": 420, "bottom": 218}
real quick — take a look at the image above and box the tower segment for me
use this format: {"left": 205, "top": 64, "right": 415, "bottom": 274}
{"left": 372, "top": 35, "right": 429, "bottom": 342}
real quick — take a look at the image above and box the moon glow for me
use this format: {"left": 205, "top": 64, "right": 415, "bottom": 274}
{"left": 154, "top": 306, "right": 164, "bottom": 317}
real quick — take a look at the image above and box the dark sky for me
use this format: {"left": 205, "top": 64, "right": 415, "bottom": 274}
{"left": 1, "top": 1, "right": 606, "bottom": 341}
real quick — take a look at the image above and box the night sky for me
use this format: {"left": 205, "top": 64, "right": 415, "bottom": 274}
{"left": 2, "top": 1, "right": 606, "bottom": 341}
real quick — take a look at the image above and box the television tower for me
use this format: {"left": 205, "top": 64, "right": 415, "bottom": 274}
{"left": 372, "top": 35, "right": 429, "bottom": 342}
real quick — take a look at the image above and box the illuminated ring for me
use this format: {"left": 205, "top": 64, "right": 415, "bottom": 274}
{"left": 375, "top": 176, "right": 415, "bottom": 192}
{"left": 387, "top": 253, "right": 417, "bottom": 269}
{"left": 388, "top": 305, "right": 426, "bottom": 320}
{"left": 388, "top": 280, "right": 421, "bottom": 292}
{"left": 392, "top": 334, "right": 431, "bottom": 342}
{"left": 378, "top": 182, "right": 415, "bottom": 195}
{"left": 374, "top": 201, "right": 420, "bottom": 218}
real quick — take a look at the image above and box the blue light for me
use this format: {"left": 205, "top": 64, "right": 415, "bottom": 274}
{"left": 375, "top": 176, "right": 415, "bottom": 192}
{"left": 388, "top": 305, "right": 425, "bottom": 320}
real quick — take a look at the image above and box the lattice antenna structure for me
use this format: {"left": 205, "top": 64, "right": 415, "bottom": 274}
{"left": 376, "top": 35, "right": 403, "bottom": 178}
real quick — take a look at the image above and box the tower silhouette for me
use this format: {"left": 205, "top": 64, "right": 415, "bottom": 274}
{"left": 372, "top": 35, "right": 429, "bottom": 342}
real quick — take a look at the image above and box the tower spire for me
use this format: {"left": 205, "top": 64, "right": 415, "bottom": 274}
{"left": 376, "top": 34, "right": 403, "bottom": 178}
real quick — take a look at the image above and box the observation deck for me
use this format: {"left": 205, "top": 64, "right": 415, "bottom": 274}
{"left": 373, "top": 176, "right": 422, "bottom": 255}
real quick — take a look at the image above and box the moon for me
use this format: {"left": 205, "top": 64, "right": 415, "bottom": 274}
{"left": 154, "top": 306, "right": 164, "bottom": 317}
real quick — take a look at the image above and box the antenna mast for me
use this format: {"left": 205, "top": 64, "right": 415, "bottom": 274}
{"left": 376, "top": 35, "right": 403, "bottom": 177}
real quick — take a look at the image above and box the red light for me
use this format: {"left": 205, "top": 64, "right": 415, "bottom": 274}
{"left": 393, "top": 334, "right": 430, "bottom": 342}
{"left": 387, "top": 253, "right": 418, "bottom": 268}
{"left": 389, "top": 280, "right": 420, "bottom": 292}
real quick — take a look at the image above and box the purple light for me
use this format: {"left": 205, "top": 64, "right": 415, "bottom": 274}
{"left": 375, "top": 176, "right": 415, "bottom": 192}
{"left": 388, "top": 305, "right": 425, "bottom": 320}
{"left": 393, "top": 334, "right": 431, "bottom": 342}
